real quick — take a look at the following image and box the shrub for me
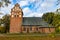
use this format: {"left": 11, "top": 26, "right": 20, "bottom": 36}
{"left": 0, "top": 26, "right": 5, "bottom": 33}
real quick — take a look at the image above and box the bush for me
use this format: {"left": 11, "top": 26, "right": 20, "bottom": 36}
{"left": 0, "top": 26, "right": 5, "bottom": 33}
{"left": 48, "top": 33, "right": 55, "bottom": 38}
{"left": 56, "top": 27, "right": 60, "bottom": 33}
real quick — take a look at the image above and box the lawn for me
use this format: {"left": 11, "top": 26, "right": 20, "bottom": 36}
{"left": 0, "top": 33, "right": 60, "bottom": 40}
{"left": 0, "top": 36, "right": 55, "bottom": 40}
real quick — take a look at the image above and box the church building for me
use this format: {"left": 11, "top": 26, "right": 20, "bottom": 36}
{"left": 10, "top": 3, "right": 55, "bottom": 33}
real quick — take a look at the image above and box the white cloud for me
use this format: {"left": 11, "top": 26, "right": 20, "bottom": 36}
{"left": 19, "top": 1, "right": 28, "bottom": 7}
{"left": 34, "top": 0, "right": 57, "bottom": 13}
{"left": 27, "top": 12, "right": 43, "bottom": 17}
{"left": 28, "top": 0, "right": 36, "bottom": 3}
{"left": 0, "top": 0, "right": 1, "bottom": 1}
{"left": 0, "top": 15, "right": 4, "bottom": 18}
{"left": 0, "top": 3, "right": 14, "bottom": 18}
{"left": 9, "top": 0, "right": 13, "bottom": 2}
{"left": 46, "top": 0, "right": 57, "bottom": 2}
{"left": 23, "top": 7, "right": 43, "bottom": 17}
{"left": 18, "top": 0, "right": 37, "bottom": 7}
{"left": 17, "top": 0, "right": 36, "bottom": 2}
{"left": 0, "top": 0, "right": 58, "bottom": 17}
{"left": 41, "top": 2, "right": 54, "bottom": 8}
{"left": 1, "top": 4, "right": 14, "bottom": 15}
{"left": 23, "top": 7, "right": 32, "bottom": 16}
{"left": 29, "top": 0, "right": 35, "bottom": 2}
{"left": 33, "top": 13, "right": 43, "bottom": 17}
{"left": 17, "top": 0, "right": 44, "bottom": 17}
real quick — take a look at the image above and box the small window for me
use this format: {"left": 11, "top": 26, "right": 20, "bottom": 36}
{"left": 36, "top": 27, "right": 38, "bottom": 31}
{"left": 30, "top": 27, "right": 32, "bottom": 31}
{"left": 14, "top": 15, "right": 16, "bottom": 17}
{"left": 23, "top": 27, "right": 26, "bottom": 31}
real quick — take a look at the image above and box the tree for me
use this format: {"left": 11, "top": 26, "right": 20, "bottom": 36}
{"left": 52, "top": 14, "right": 60, "bottom": 27}
{"left": 0, "top": 0, "right": 11, "bottom": 16}
{"left": 0, "top": 19, "right": 2, "bottom": 25}
{"left": 0, "top": 0, "right": 11, "bottom": 7}
{"left": 42, "top": 12, "right": 54, "bottom": 24}
{"left": 42, "top": 11, "right": 60, "bottom": 33}
{"left": 42, "top": 11, "right": 60, "bottom": 27}
{"left": 2, "top": 14, "right": 10, "bottom": 33}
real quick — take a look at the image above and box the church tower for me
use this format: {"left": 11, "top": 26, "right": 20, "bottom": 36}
{"left": 10, "top": 3, "right": 23, "bottom": 33}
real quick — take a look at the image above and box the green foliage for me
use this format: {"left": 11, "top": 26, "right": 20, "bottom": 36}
{"left": 52, "top": 14, "right": 60, "bottom": 27}
{"left": 0, "top": 19, "right": 3, "bottom": 25}
{"left": 48, "top": 33, "right": 55, "bottom": 38}
{"left": 0, "top": 36, "right": 56, "bottom": 40}
{"left": 0, "top": 26, "right": 5, "bottom": 33}
{"left": 55, "top": 27, "right": 60, "bottom": 33}
{"left": 42, "top": 10, "right": 60, "bottom": 33}
{"left": 0, "top": 14, "right": 10, "bottom": 33}
{"left": 42, "top": 12, "right": 60, "bottom": 27}
{"left": 0, "top": 2, "right": 3, "bottom": 7}
{"left": 0, "top": 0, "right": 11, "bottom": 7}
{"left": 2, "top": 14, "right": 10, "bottom": 33}
{"left": 56, "top": 27, "right": 59, "bottom": 33}
{"left": 0, "top": 19, "right": 2, "bottom": 25}
{"left": 42, "top": 12, "right": 54, "bottom": 24}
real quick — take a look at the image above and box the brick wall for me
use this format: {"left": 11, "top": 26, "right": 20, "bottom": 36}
{"left": 22, "top": 26, "right": 55, "bottom": 33}
{"left": 10, "top": 17, "right": 22, "bottom": 33}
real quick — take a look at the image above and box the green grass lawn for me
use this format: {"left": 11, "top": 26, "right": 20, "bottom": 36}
{"left": 0, "top": 36, "right": 56, "bottom": 40}
{"left": 0, "top": 35, "right": 59, "bottom": 40}
{"left": 0, "top": 33, "right": 60, "bottom": 40}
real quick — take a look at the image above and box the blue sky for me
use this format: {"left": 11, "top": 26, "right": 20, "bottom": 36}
{"left": 0, "top": 0, "right": 60, "bottom": 18}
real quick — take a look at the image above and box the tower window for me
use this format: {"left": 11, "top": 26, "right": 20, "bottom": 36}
{"left": 11, "top": 15, "right": 14, "bottom": 17}
{"left": 14, "top": 15, "right": 16, "bottom": 17}
{"left": 19, "top": 15, "right": 21, "bottom": 17}
{"left": 17, "top": 15, "right": 19, "bottom": 17}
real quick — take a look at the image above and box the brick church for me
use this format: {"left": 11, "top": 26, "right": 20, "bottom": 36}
{"left": 10, "top": 3, "right": 55, "bottom": 33}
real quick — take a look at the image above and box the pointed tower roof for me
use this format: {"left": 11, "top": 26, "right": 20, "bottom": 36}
{"left": 11, "top": 3, "right": 22, "bottom": 12}
{"left": 15, "top": 3, "right": 20, "bottom": 7}
{"left": 11, "top": 3, "right": 23, "bottom": 15}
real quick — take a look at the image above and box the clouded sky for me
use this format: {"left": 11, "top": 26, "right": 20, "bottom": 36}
{"left": 0, "top": 0, "right": 60, "bottom": 17}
